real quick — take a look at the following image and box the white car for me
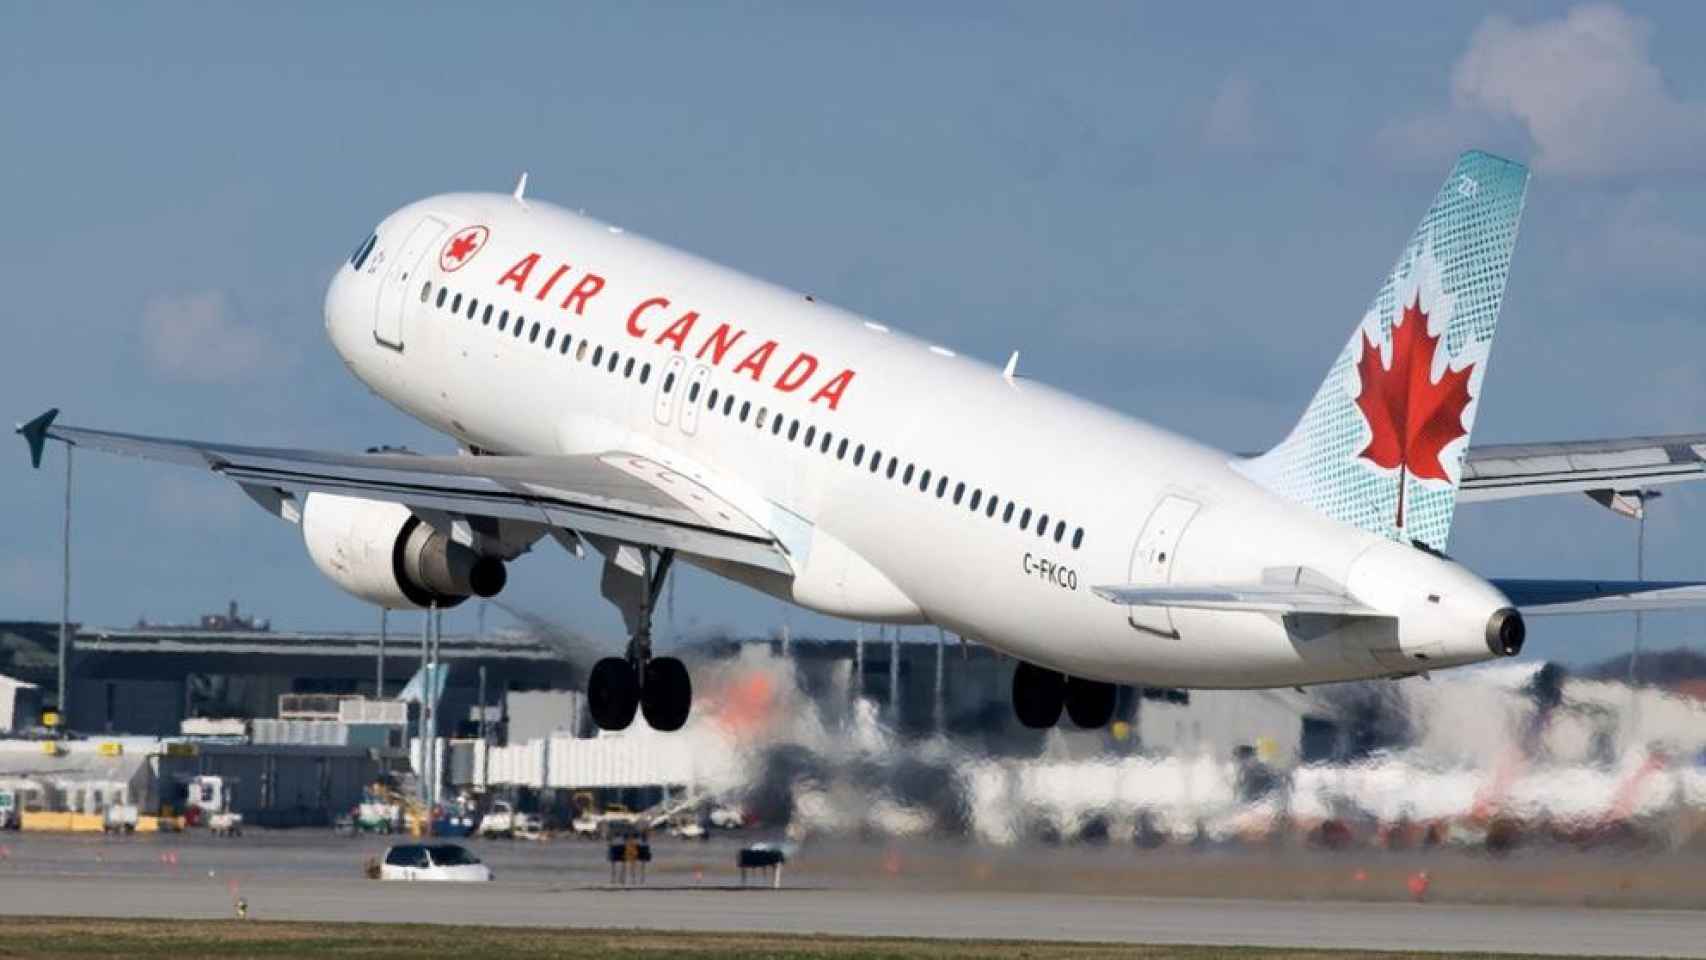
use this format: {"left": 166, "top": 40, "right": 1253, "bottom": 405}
{"left": 378, "top": 843, "right": 492, "bottom": 882}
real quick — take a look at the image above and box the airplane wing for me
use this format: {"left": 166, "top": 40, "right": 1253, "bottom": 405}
{"left": 1490, "top": 579, "right": 1706, "bottom": 615}
{"left": 1091, "top": 583, "right": 1378, "bottom": 616}
{"left": 1460, "top": 433, "right": 1706, "bottom": 504}
{"left": 15, "top": 409, "right": 791, "bottom": 575}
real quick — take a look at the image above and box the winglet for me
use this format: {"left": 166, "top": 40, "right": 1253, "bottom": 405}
{"left": 15, "top": 408, "right": 59, "bottom": 469}
{"left": 1002, "top": 351, "right": 1019, "bottom": 384}
{"left": 513, "top": 172, "right": 529, "bottom": 207}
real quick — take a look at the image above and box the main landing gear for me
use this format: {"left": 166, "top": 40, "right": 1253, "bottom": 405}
{"left": 1012, "top": 660, "right": 1117, "bottom": 730}
{"left": 586, "top": 547, "right": 693, "bottom": 732}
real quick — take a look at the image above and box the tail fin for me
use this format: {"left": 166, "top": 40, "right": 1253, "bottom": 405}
{"left": 1239, "top": 150, "right": 1529, "bottom": 552}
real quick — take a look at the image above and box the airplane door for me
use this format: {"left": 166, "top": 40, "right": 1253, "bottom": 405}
{"left": 653, "top": 355, "right": 687, "bottom": 425}
{"left": 373, "top": 215, "right": 448, "bottom": 350}
{"left": 679, "top": 365, "right": 711, "bottom": 435}
{"left": 1126, "top": 495, "right": 1199, "bottom": 636}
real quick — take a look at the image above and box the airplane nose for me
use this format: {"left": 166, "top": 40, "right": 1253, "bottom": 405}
{"left": 1485, "top": 607, "right": 1525, "bottom": 657}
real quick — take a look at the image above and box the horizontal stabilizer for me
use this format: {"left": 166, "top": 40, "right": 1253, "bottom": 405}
{"left": 1461, "top": 433, "right": 1706, "bottom": 503}
{"left": 1492, "top": 578, "right": 1706, "bottom": 615}
{"left": 1091, "top": 582, "right": 1377, "bottom": 616}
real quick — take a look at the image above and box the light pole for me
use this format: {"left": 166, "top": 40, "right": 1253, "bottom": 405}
{"left": 376, "top": 608, "right": 387, "bottom": 699}
{"left": 1628, "top": 488, "right": 1662, "bottom": 688}
{"left": 57, "top": 443, "right": 72, "bottom": 732}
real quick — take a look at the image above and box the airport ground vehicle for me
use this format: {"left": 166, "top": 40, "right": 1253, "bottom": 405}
{"left": 183, "top": 775, "right": 243, "bottom": 836}
{"left": 0, "top": 789, "right": 20, "bottom": 830}
{"left": 379, "top": 843, "right": 492, "bottom": 882}
{"left": 102, "top": 804, "right": 138, "bottom": 833}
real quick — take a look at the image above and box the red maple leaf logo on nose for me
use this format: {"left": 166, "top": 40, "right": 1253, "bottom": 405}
{"left": 1354, "top": 292, "right": 1475, "bottom": 529}
{"left": 447, "top": 233, "right": 478, "bottom": 262}
{"left": 439, "top": 225, "right": 488, "bottom": 272}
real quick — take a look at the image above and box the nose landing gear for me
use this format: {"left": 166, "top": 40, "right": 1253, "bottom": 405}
{"left": 585, "top": 547, "right": 693, "bottom": 732}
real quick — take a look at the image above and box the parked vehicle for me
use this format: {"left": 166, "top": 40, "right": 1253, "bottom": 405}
{"left": 378, "top": 843, "right": 492, "bottom": 882}
{"left": 185, "top": 775, "right": 243, "bottom": 836}
{"left": 0, "top": 789, "right": 20, "bottom": 830}
{"left": 476, "top": 800, "right": 519, "bottom": 838}
{"left": 102, "top": 804, "right": 138, "bottom": 834}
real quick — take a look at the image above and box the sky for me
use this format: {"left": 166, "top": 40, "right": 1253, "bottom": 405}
{"left": 5, "top": 2, "right": 1706, "bottom": 667}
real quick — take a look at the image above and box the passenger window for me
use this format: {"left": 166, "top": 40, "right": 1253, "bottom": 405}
{"left": 1003, "top": 502, "right": 1015, "bottom": 524}
{"left": 663, "top": 371, "right": 675, "bottom": 392}
{"left": 740, "top": 401, "right": 751, "bottom": 422}
{"left": 1020, "top": 508, "right": 1031, "bottom": 530}
{"left": 886, "top": 459, "right": 897, "bottom": 479}
{"left": 625, "top": 358, "right": 635, "bottom": 378}
{"left": 837, "top": 439, "right": 848, "bottom": 460}
{"left": 436, "top": 288, "right": 448, "bottom": 308}
{"left": 545, "top": 329, "right": 555, "bottom": 349}
{"left": 688, "top": 382, "right": 701, "bottom": 403}
{"left": 513, "top": 317, "right": 524, "bottom": 338}
{"left": 919, "top": 469, "right": 931, "bottom": 491}
{"left": 723, "top": 395, "right": 734, "bottom": 416}
{"left": 420, "top": 281, "right": 432, "bottom": 303}
{"left": 607, "top": 351, "right": 619, "bottom": 373}
{"left": 986, "top": 496, "right": 999, "bottom": 518}
{"left": 870, "top": 450, "right": 881, "bottom": 473}
{"left": 483, "top": 304, "right": 493, "bottom": 325}
{"left": 468, "top": 298, "right": 479, "bottom": 319}
{"left": 577, "top": 341, "right": 590, "bottom": 362}
{"left": 1037, "top": 514, "right": 1049, "bottom": 538}
{"left": 804, "top": 425, "right": 814, "bottom": 446}
{"left": 641, "top": 362, "right": 651, "bottom": 382}
{"left": 497, "top": 313, "right": 508, "bottom": 332}
{"left": 820, "top": 432, "right": 832, "bottom": 453}
{"left": 902, "top": 464, "right": 913, "bottom": 484}
{"left": 707, "top": 388, "right": 719, "bottom": 408}
{"left": 452, "top": 293, "right": 463, "bottom": 313}
{"left": 953, "top": 482, "right": 965, "bottom": 505}
{"left": 757, "top": 407, "right": 768, "bottom": 430}
{"left": 1054, "top": 521, "right": 1066, "bottom": 542}
{"left": 529, "top": 323, "right": 540, "bottom": 343}
{"left": 1072, "top": 527, "right": 1084, "bottom": 549}
{"left": 594, "top": 346, "right": 605, "bottom": 366}
{"left": 853, "top": 444, "right": 864, "bottom": 466}
{"left": 787, "top": 420, "right": 799, "bottom": 441}
{"left": 560, "top": 334, "right": 572, "bottom": 355}
{"left": 969, "top": 489, "right": 981, "bottom": 511}
{"left": 936, "top": 477, "right": 948, "bottom": 498}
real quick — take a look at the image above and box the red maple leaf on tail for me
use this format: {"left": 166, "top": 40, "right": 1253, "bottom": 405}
{"left": 1354, "top": 292, "right": 1475, "bottom": 530}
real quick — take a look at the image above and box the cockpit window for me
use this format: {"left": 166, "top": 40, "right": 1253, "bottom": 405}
{"left": 350, "top": 233, "right": 377, "bottom": 271}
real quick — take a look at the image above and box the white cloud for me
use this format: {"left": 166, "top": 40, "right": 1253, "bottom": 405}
{"left": 1385, "top": 4, "right": 1706, "bottom": 176}
{"left": 1203, "top": 72, "right": 1258, "bottom": 149}
{"left": 141, "top": 290, "right": 273, "bottom": 384}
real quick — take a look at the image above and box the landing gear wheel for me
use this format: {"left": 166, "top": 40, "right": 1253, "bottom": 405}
{"left": 1065, "top": 677, "right": 1117, "bottom": 729}
{"left": 588, "top": 657, "right": 639, "bottom": 731}
{"left": 1012, "top": 661, "right": 1066, "bottom": 729}
{"left": 641, "top": 656, "right": 693, "bottom": 732}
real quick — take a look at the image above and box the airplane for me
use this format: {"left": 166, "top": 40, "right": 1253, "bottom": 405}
{"left": 19, "top": 150, "right": 1706, "bottom": 733}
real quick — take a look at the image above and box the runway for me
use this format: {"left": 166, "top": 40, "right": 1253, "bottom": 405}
{"left": 1, "top": 832, "right": 1703, "bottom": 956}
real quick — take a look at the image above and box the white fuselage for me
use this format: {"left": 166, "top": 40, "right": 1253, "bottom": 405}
{"left": 323, "top": 193, "right": 1512, "bottom": 688}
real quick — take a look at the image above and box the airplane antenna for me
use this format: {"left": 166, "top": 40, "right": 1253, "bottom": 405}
{"left": 512, "top": 172, "right": 529, "bottom": 208}
{"left": 1002, "top": 351, "right": 1019, "bottom": 385}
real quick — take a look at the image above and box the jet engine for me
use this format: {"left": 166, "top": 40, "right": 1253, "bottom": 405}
{"left": 301, "top": 492, "right": 506, "bottom": 609}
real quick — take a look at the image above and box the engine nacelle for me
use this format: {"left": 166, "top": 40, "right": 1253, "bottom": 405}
{"left": 301, "top": 492, "right": 506, "bottom": 609}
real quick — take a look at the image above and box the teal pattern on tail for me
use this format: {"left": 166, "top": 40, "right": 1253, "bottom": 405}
{"left": 1238, "top": 151, "right": 1530, "bottom": 552}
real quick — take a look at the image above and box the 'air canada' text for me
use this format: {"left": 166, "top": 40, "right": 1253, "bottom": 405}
{"left": 494, "top": 252, "right": 856, "bottom": 410}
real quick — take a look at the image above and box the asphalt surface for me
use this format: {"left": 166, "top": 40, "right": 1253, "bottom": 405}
{"left": 0, "top": 831, "right": 1702, "bottom": 956}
